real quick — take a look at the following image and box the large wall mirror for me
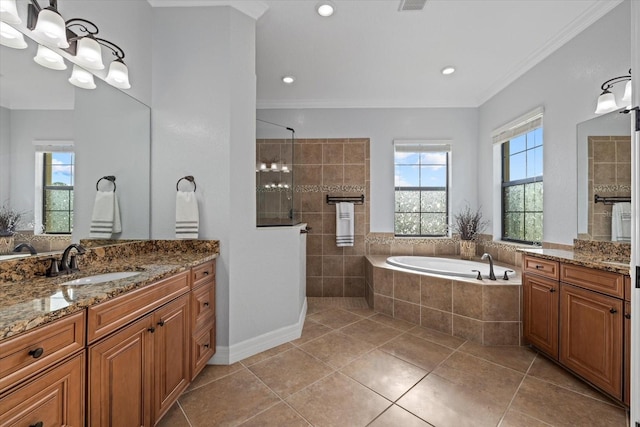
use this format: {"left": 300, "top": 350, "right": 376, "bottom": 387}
{"left": 577, "top": 111, "right": 631, "bottom": 242}
{"left": 0, "top": 24, "right": 150, "bottom": 255}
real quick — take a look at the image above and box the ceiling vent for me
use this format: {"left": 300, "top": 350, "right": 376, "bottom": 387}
{"left": 398, "top": 0, "right": 427, "bottom": 11}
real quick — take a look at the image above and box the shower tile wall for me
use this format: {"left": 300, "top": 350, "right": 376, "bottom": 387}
{"left": 295, "top": 138, "right": 370, "bottom": 297}
{"left": 587, "top": 136, "right": 631, "bottom": 240}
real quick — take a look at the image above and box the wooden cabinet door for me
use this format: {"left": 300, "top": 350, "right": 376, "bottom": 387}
{"left": 624, "top": 301, "right": 630, "bottom": 406}
{"left": 88, "top": 315, "right": 154, "bottom": 427}
{"left": 0, "top": 352, "right": 84, "bottom": 427}
{"left": 523, "top": 274, "right": 559, "bottom": 358}
{"left": 559, "top": 283, "right": 623, "bottom": 399}
{"left": 153, "top": 294, "right": 190, "bottom": 423}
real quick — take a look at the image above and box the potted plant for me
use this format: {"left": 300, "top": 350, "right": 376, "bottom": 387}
{"left": 0, "top": 204, "right": 23, "bottom": 254}
{"left": 453, "top": 203, "right": 488, "bottom": 259}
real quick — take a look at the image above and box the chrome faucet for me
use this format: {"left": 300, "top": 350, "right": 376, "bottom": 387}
{"left": 13, "top": 243, "right": 37, "bottom": 255}
{"left": 481, "top": 253, "right": 497, "bottom": 280}
{"left": 59, "top": 244, "right": 86, "bottom": 273}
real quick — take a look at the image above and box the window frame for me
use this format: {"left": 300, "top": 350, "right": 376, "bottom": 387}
{"left": 34, "top": 144, "right": 75, "bottom": 235}
{"left": 500, "top": 128, "right": 543, "bottom": 244}
{"left": 393, "top": 140, "right": 451, "bottom": 237}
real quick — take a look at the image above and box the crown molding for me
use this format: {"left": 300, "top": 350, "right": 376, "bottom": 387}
{"left": 256, "top": 98, "right": 477, "bottom": 110}
{"left": 147, "top": 0, "right": 269, "bottom": 20}
{"left": 475, "top": 0, "right": 624, "bottom": 106}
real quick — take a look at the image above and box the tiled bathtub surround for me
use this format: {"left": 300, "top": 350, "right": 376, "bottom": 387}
{"left": 296, "top": 138, "right": 370, "bottom": 298}
{"left": 13, "top": 231, "right": 71, "bottom": 253}
{"left": 365, "top": 255, "right": 522, "bottom": 346}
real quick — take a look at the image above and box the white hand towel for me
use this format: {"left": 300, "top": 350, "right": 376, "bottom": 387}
{"left": 611, "top": 202, "right": 631, "bottom": 242}
{"left": 90, "top": 191, "right": 117, "bottom": 238}
{"left": 336, "top": 202, "right": 354, "bottom": 247}
{"left": 176, "top": 191, "right": 199, "bottom": 239}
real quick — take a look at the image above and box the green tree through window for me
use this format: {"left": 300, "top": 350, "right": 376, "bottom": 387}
{"left": 43, "top": 152, "right": 74, "bottom": 234}
{"left": 502, "top": 128, "right": 543, "bottom": 243}
{"left": 394, "top": 143, "right": 449, "bottom": 236}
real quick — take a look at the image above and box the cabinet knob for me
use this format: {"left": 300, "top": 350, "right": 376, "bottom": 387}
{"left": 30, "top": 422, "right": 43, "bottom": 427}
{"left": 609, "top": 308, "right": 618, "bottom": 314}
{"left": 157, "top": 320, "right": 165, "bottom": 327}
{"left": 203, "top": 302, "right": 209, "bottom": 307}
{"left": 148, "top": 327, "right": 155, "bottom": 333}
{"left": 203, "top": 343, "right": 209, "bottom": 349}
{"left": 535, "top": 265, "right": 543, "bottom": 270}
{"left": 203, "top": 271, "right": 209, "bottom": 276}
{"left": 29, "top": 347, "right": 44, "bottom": 359}
{"left": 624, "top": 313, "right": 631, "bottom": 319}
{"left": 549, "top": 288, "right": 556, "bottom": 293}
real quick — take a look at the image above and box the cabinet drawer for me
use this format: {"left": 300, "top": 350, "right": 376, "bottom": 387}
{"left": 192, "top": 260, "right": 215, "bottom": 289}
{"left": 0, "top": 351, "right": 85, "bottom": 427}
{"left": 191, "top": 282, "right": 215, "bottom": 332}
{"left": 191, "top": 323, "right": 215, "bottom": 381}
{"left": 0, "top": 311, "right": 85, "bottom": 394}
{"left": 523, "top": 256, "right": 559, "bottom": 280}
{"left": 87, "top": 271, "right": 190, "bottom": 343}
{"left": 560, "top": 264, "right": 624, "bottom": 298}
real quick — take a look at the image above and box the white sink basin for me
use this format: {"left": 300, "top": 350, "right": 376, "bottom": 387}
{"left": 60, "top": 271, "right": 141, "bottom": 286}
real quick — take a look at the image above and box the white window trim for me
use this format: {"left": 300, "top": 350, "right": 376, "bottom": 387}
{"left": 490, "top": 108, "right": 544, "bottom": 242}
{"left": 393, "top": 139, "right": 452, "bottom": 237}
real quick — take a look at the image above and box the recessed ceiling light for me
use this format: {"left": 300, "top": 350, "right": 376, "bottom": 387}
{"left": 316, "top": 1, "right": 335, "bottom": 17}
{"left": 282, "top": 76, "right": 295, "bottom": 84}
{"left": 441, "top": 66, "right": 456, "bottom": 75}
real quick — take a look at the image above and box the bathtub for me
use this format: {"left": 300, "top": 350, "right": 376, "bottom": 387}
{"left": 386, "top": 256, "right": 516, "bottom": 280}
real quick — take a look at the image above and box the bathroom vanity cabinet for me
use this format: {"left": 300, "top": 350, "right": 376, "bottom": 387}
{"left": 0, "top": 258, "right": 217, "bottom": 427}
{"left": 522, "top": 254, "right": 630, "bottom": 404}
{"left": 0, "top": 312, "right": 86, "bottom": 426}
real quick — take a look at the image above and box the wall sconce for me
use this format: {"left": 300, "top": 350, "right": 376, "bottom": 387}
{"left": 595, "top": 69, "right": 632, "bottom": 114}
{"left": 0, "top": 0, "right": 131, "bottom": 90}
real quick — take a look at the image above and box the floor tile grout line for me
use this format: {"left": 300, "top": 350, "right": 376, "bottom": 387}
{"left": 181, "top": 365, "right": 248, "bottom": 395}
{"left": 176, "top": 400, "right": 194, "bottom": 427}
{"left": 496, "top": 352, "right": 541, "bottom": 427}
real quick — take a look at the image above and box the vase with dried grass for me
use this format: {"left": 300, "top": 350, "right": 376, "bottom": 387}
{"left": 453, "top": 204, "right": 488, "bottom": 260}
{"left": 0, "top": 204, "right": 23, "bottom": 254}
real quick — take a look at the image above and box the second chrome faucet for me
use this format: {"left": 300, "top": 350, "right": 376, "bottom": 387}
{"left": 481, "top": 252, "right": 497, "bottom": 280}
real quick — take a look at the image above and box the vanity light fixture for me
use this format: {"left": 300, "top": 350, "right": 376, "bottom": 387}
{"left": 0, "top": 21, "right": 27, "bottom": 49}
{"left": 316, "top": 1, "right": 335, "bottom": 17}
{"left": 33, "top": 43, "right": 66, "bottom": 69}
{"left": 0, "top": 0, "right": 21, "bottom": 24}
{"left": 282, "top": 75, "right": 295, "bottom": 84}
{"left": 25, "top": 0, "right": 131, "bottom": 89}
{"left": 595, "top": 69, "right": 632, "bottom": 114}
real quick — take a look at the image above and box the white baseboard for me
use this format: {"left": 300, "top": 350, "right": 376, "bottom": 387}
{"left": 208, "top": 298, "right": 307, "bottom": 365}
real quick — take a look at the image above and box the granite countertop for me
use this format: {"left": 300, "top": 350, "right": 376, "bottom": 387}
{"left": 519, "top": 248, "right": 631, "bottom": 275}
{"left": 0, "top": 240, "right": 219, "bottom": 340}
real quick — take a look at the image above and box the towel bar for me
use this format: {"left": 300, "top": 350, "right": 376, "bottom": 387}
{"left": 594, "top": 194, "right": 631, "bottom": 205}
{"left": 326, "top": 195, "right": 364, "bottom": 205}
{"left": 177, "top": 175, "right": 197, "bottom": 192}
{"left": 96, "top": 176, "right": 116, "bottom": 191}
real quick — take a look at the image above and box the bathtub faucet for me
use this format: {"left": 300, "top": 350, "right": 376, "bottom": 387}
{"left": 481, "top": 253, "right": 496, "bottom": 280}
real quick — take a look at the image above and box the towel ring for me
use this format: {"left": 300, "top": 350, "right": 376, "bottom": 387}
{"left": 176, "top": 175, "right": 197, "bottom": 192}
{"left": 96, "top": 176, "right": 116, "bottom": 192}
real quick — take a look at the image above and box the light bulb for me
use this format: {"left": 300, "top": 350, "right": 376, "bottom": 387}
{"left": 105, "top": 59, "right": 131, "bottom": 89}
{"left": 0, "top": 22, "right": 27, "bottom": 49}
{"left": 75, "top": 37, "right": 105, "bottom": 70}
{"left": 68, "top": 65, "right": 96, "bottom": 89}
{"left": 0, "top": 0, "right": 21, "bottom": 25}
{"left": 32, "top": 8, "right": 69, "bottom": 48}
{"left": 33, "top": 44, "right": 66, "bottom": 70}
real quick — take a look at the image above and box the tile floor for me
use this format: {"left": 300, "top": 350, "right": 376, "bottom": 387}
{"left": 159, "top": 298, "right": 630, "bottom": 427}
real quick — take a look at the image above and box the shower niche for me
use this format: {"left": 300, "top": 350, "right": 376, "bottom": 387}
{"left": 256, "top": 119, "right": 300, "bottom": 226}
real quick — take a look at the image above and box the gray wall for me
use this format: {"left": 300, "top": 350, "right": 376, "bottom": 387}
{"left": 478, "top": 1, "right": 631, "bottom": 245}
{"left": 0, "top": 107, "right": 11, "bottom": 205}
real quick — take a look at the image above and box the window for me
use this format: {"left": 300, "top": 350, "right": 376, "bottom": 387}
{"left": 394, "top": 141, "right": 450, "bottom": 236}
{"left": 501, "top": 126, "right": 543, "bottom": 243}
{"left": 42, "top": 152, "right": 74, "bottom": 234}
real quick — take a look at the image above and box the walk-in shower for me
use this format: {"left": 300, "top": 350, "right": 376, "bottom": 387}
{"left": 256, "top": 119, "right": 300, "bottom": 226}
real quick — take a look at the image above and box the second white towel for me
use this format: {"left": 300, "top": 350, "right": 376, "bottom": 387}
{"left": 611, "top": 202, "right": 631, "bottom": 242}
{"left": 176, "top": 191, "right": 199, "bottom": 239}
{"left": 336, "top": 202, "right": 354, "bottom": 247}
{"left": 89, "top": 190, "right": 121, "bottom": 238}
